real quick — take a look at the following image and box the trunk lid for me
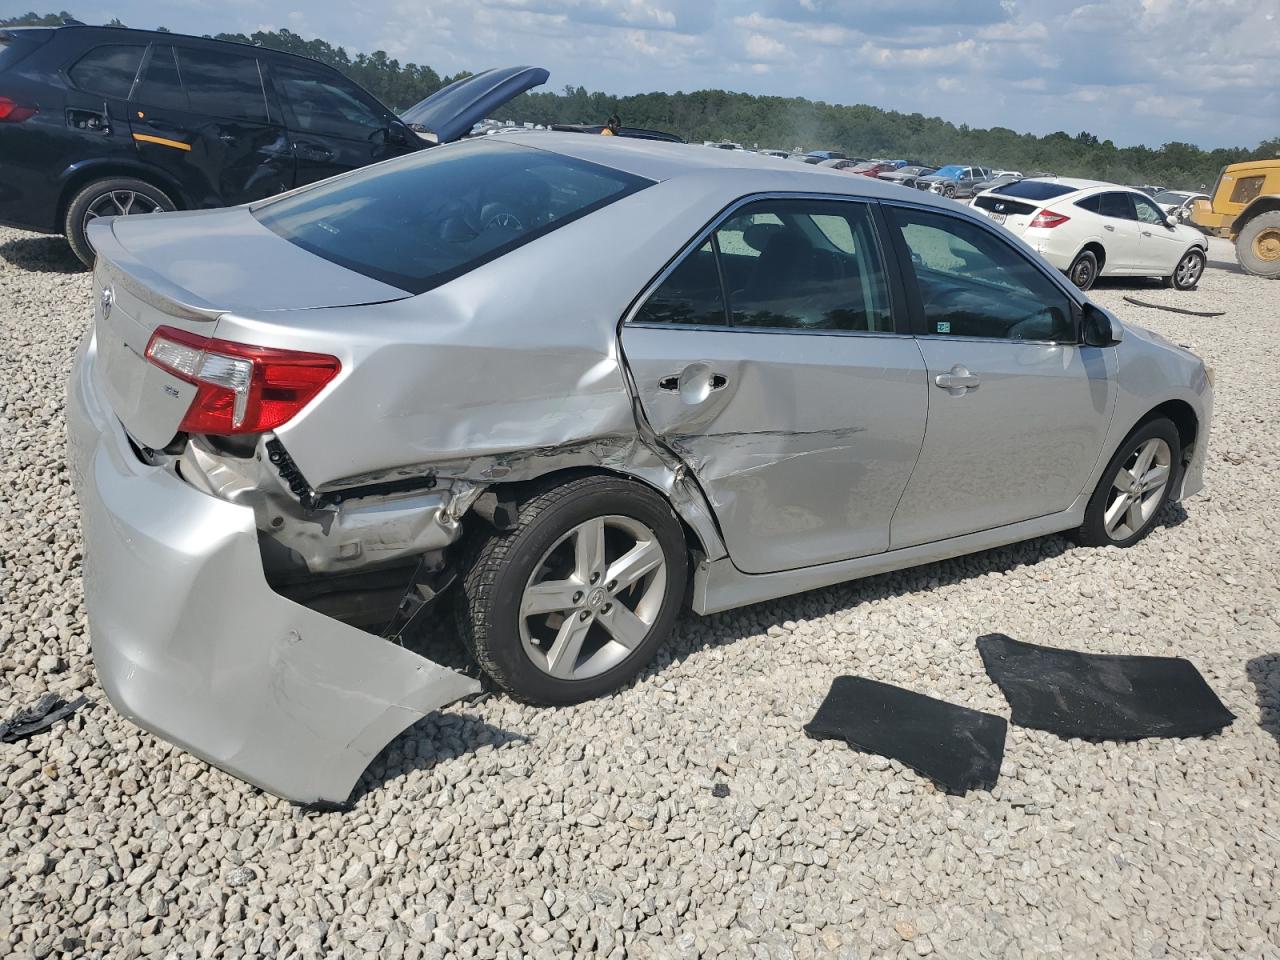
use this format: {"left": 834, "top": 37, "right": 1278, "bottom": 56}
{"left": 971, "top": 194, "right": 1041, "bottom": 235}
{"left": 399, "top": 66, "right": 549, "bottom": 144}
{"left": 86, "top": 208, "right": 407, "bottom": 449}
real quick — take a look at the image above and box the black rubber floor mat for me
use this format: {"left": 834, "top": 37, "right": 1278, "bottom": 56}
{"left": 805, "top": 676, "right": 1006, "bottom": 795}
{"left": 977, "top": 634, "right": 1235, "bottom": 740}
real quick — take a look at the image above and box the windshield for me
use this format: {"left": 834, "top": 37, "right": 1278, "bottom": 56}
{"left": 933, "top": 165, "right": 964, "bottom": 177}
{"left": 254, "top": 140, "right": 650, "bottom": 294}
{"left": 1153, "top": 191, "right": 1192, "bottom": 205}
{"left": 992, "top": 179, "right": 1076, "bottom": 201}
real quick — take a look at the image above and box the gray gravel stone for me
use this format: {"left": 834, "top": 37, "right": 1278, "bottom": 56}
{"left": 1, "top": 228, "right": 1278, "bottom": 959}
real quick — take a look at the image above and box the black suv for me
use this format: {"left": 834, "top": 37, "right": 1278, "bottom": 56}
{"left": 0, "top": 24, "right": 548, "bottom": 264}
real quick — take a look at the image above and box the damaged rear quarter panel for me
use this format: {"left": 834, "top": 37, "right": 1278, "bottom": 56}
{"left": 211, "top": 177, "right": 749, "bottom": 493}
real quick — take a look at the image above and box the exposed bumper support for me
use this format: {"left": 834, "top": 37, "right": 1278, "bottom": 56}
{"left": 67, "top": 334, "right": 480, "bottom": 804}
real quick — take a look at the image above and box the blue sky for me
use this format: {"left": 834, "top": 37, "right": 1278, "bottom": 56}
{"left": 49, "top": 0, "right": 1280, "bottom": 149}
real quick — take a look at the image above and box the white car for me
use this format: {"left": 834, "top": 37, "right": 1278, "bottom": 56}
{"left": 972, "top": 178, "right": 1209, "bottom": 290}
{"left": 1153, "top": 189, "right": 1210, "bottom": 222}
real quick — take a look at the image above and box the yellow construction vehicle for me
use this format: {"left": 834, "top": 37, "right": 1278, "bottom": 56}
{"left": 1191, "top": 159, "right": 1280, "bottom": 278}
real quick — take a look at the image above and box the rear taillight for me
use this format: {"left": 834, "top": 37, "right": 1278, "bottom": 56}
{"left": 1030, "top": 210, "right": 1070, "bottom": 229}
{"left": 144, "top": 326, "right": 340, "bottom": 435}
{"left": 0, "top": 96, "right": 38, "bottom": 123}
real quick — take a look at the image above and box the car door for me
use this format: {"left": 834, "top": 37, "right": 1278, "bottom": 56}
{"left": 1131, "top": 192, "right": 1185, "bottom": 275}
{"left": 265, "top": 58, "right": 414, "bottom": 188}
{"left": 1093, "top": 191, "right": 1144, "bottom": 273}
{"left": 884, "top": 203, "right": 1115, "bottom": 548}
{"left": 61, "top": 41, "right": 149, "bottom": 169}
{"left": 621, "top": 197, "right": 929, "bottom": 574}
{"left": 128, "top": 43, "right": 292, "bottom": 207}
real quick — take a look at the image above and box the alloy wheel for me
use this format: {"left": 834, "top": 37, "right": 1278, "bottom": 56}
{"left": 519, "top": 515, "right": 667, "bottom": 681}
{"left": 1176, "top": 252, "right": 1204, "bottom": 288}
{"left": 1072, "top": 259, "right": 1094, "bottom": 287}
{"left": 83, "top": 190, "right": 164, "bottom": 231}
{"left": 1103, "top": 438, "right": 1172, "bottom": 541}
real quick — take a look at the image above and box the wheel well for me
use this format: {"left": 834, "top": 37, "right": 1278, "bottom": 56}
{"left": 478, "top": 465, "right": 711, "bottom": 559}
{"left": 1140, "top": 399, "right": 1198, "bottom": 463}
{"left": 1079, "top": 242, "right": 1106, "bottom": 271}
{"left": 55, "top": 164, "right": 187, "bottom": 232}
{"left": 1235, "top": 196, "right": 1280, "bottom": 233}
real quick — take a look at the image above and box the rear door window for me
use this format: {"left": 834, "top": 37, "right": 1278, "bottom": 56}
{"left": 633, "top": 199, "right": 895, "bottom": 334}
{"left": 633, "top": 241, "right": 726, "bottom": 326}
{"left": 67, "top": 44, "right": 145, "bottom": 99}
{"left": 1098, "top": 192, "right": 1136, "bottom": 220}
{"left": 254, "top": 139, "right": 650, "bottom": 294}
{"left": 133, "top": 44, "right": 188, "bottom": 110}
{"left": 174, "top": 46, "right": 269, "bottom": 122}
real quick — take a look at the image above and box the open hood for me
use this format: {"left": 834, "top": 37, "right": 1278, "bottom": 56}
{"left": 399, "top": 66, "right": 549, "bottom": 144}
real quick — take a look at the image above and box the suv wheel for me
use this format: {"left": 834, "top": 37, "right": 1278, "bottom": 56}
{"left": 1071, "top": 417, "right": 1181, "bottom": 548}
{"left": 1068, "top": 249, "right": 1099, "bottom": 290}
{"left": 457, "top": 475, "right": 687, "bottom": 705}
{"left": 943, "top": 183, "right": 956, "bottom": 198}
{"left": 1164, "top": 247, "right": 1205, "bottom": 290}
{"left": 65, "top": 178, "right": 175, "bottom": 267}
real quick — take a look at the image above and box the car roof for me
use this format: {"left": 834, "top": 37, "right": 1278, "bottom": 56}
{"left": 43, "top": 23, "right": 339, "bottom": 69}
{"left": 461, "top": 131, "right": 976, "bottom": 211}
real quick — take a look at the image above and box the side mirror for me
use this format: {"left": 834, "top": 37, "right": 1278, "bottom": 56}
{"left": 1165, "top": 216, "right": 1178, "bottom": 228}
{"left": 1082, "top": 303, "right": 1123, "bottom": 347}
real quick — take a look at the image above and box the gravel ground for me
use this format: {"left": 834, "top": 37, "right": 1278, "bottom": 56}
{"left": 1, "top": 226, "right": 1278, "bottom": 960}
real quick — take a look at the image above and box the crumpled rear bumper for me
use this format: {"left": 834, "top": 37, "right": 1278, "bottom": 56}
{"left": 66, "top": 333, "right": 480, "bottom": 804}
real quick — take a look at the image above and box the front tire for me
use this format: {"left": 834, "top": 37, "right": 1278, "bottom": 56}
{"left": 1072, "top": 418, "right": 1182, "bottom": 548}
{"left": 64, "top": 177, "right": 175, "bottom": 267}
{"left": 1164, "top": 247, "right": 1205, "bottom": 290}
{"left": 1236, "top": 211, "right": 1280, "bottom": 279}
{"left": 1068, "top": 249, "right": 1099, "bottom": 290}
{"left": 456, "top": 475, "right": 687, "bottom": 705}
{"left": 943, "top": 183, "right": 956, "bottom": 198}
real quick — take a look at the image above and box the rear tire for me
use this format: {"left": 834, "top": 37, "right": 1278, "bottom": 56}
{"left": 1236, "top": 211, "right": 1280, "bottom": 279}
{"left": 1068, "top": 250, "right": 1099, "bottom": 290}
{"left": 1071, "top": 418, "right": 1182, "bottom": 548}
{"left": 64, "top": 177, "right": 175, "bottom": 267}
{"left": 456, "top": 476, "right": 687, "bottom": 705}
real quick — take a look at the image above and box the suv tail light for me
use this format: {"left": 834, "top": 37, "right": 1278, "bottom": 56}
{"left": 1030, "top": 209, "right": 1070, "bottom": 229}
{"left": 0, "top": 96, "right": 38, "bottom": 123}
{"left": 145, "top": 326, "right": 340, "bottom": 435}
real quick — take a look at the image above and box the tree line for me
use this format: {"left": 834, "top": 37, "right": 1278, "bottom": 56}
{"left": 6, "top": 11, "right": 1277, "bottom": 190}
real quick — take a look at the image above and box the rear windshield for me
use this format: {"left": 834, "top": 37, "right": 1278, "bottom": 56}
{"left": 254, "top": 140, "right": 650, "bottom": 294}
{"left": 992, "top": 180, "right": 1076, "bottom": 201}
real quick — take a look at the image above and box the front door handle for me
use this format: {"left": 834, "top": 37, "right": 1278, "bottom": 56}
{"left": 935, "top": 366, "right": 980, "bottom": 392}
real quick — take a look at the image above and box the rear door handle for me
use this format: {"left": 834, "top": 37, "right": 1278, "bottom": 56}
{"left": 935, "top": 366, "right": 980, "bottom": 391}
{"left": 1103, "top": 224, "right": 1115, "bottom": 232}
{"left": 659, "top": 373, "right": 728, "bottom": 391}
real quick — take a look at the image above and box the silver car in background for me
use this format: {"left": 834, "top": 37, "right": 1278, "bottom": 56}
{"left": 68, "top": 134, "right": 1213, "bottom": 803}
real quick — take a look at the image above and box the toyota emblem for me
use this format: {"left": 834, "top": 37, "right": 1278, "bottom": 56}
{"left": 101, "top": 285, "right": 114, "bottom": 319}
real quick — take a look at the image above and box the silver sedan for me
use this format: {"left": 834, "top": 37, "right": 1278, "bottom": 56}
{"left": 68, "top": 133, "right": 1213, "bottom": 803}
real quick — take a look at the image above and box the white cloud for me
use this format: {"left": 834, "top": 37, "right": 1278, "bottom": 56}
{"left": 97, "top": 0, "right": 1277, "bottom": 148}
